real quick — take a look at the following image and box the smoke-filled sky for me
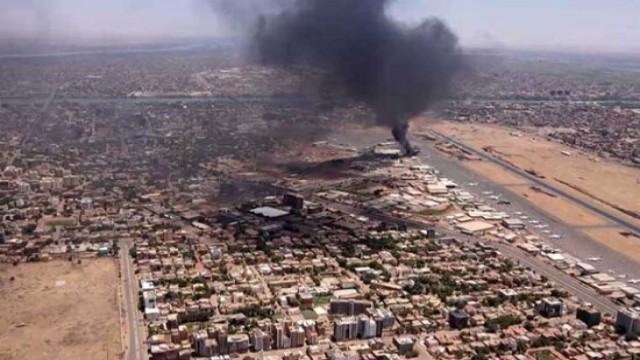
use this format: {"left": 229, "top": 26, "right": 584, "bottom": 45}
{"left": 0, "top": 0, "right": 639, "bottom": 53}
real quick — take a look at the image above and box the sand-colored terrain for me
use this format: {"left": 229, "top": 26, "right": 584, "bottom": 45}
{"left": 463, "top": 161, "right": 530, "bottom": 186}
{"left": 582, "top": 228, "right": 640, "bottom": 264}
{"left": 461, "top": 162, "right": 609, "bottom": 227}
{"left": 0, "top": 259, "right": 121, "bottom": 360}
{"left": 424, "top": 120, "right": 640, "bottom": 228}
{"left": 506, "top": 185, "right": 610, "bottom": 227}
{"left": 411, "top": 118, "right": 640, "bottom": 262}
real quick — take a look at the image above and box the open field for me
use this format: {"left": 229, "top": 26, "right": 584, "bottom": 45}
{"left": 411, "top": 118, "right": 640, "bottom": 264}
{"left": 463, "top": 161, "right": 530, "bottom": 186}
{"left": 0, "top": 259, "right": 121, "bottom": 360}
{"left": 582, "top": 227, "right": 640, "bottom": 264}
{"left": 424, "top": 120, "right": 640, "bottom": 228}
{"left": 506, "top": 184, "right": 610, "bottom": 227}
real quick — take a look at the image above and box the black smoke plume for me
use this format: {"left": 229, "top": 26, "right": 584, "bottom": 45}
{"left": 212, "top": 0, "right": 463, "bottom": 155}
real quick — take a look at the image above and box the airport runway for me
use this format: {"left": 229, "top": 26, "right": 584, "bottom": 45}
{"left": 331, "top": 130, "right": 640, "bottom": 285}
{"left": 435, "top": 132, "right": 640, "bottom": 235}
{"left": 418, "top": 140, "right": 640, "bottom": 280}
{"left": 222, "top": 130, "right": 626, "bottom": 314}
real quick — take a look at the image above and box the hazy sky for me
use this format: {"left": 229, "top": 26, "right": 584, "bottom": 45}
{"left": 0, "top": 0, "right": 638, "bottom": 53}
{"left": 390, "top": 0, "right": 640, "bottom": 53}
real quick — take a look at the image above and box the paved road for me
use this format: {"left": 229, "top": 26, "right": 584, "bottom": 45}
{"left": 120, "top": 240, "right": 146, "bottom": 360}
{"left": 412, "top": 140, "right": 640, "bottom": 279}
{"left": 6, "top": 87, "right": 56, "bottom": 167}
{"left": 436, "top": 132, "right": 640, "bottom": 235}
{"left": 321, "top": 132, "right": 623, "bottom": 314}
{"left": 492, "top": 243, "right": 619, "bottom": 314}
{"left": 310, "top": 194, "right": 620, "bottom": 315}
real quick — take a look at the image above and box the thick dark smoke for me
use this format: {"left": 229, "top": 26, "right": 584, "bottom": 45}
{"left": 213, "top": 0, "right": 463, "bottom": 155}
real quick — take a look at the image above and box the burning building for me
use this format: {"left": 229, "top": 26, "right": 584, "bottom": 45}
{"left": 211, "top": 0, "right": 463, "bottom": 155}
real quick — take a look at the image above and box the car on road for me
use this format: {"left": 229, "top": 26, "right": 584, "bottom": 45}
{"left": 529, "top": 220, "right": 540, "bottom": 224}
{"left": 482, "top": 191, "right": 493, "bottom": 195}
{"left": 628, "top": 279, "right": 640, "bottom": 284}
{"left": 519, "top": 215, "right": 529, "bottom": 220}
{"left": 467, "top": 182, "right": 478, "bottom": 186}
{"left": 542, "top": 229, "right": 552, "bottom": 234}
{"left": 586, "top": 257, "right": 602, "bottom": 262}
{"left": 497, "top": 199, "right": 511, "bottom": 205}
{"left": 549, "top": 234, "right": 562, "bottom": 240}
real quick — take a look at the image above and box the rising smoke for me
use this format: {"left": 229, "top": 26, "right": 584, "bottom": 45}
{"left": 212, "top": 0, "right": 463, "bottom": 155}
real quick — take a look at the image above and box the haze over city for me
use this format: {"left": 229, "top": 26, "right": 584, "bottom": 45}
{"left": 1, "top": 1, "right": 640, "bottom": 360}
{"left": 0, "top": 0, "right": 639, "bottom": 53}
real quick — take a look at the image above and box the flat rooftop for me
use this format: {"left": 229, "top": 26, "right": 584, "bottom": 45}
{"left": 250, "top": 207, "right": 290, "bottom": 218}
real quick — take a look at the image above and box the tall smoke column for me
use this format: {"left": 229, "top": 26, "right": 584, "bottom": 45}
{"left": 252, "top": 0, "right": 463, "bottom": 155}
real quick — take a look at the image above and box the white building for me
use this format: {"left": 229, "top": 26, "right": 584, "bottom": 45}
{"left": 80, "top": 197, "right": 93, "bottom": 210}
{"left": 143, "top": 290, "right": 157, "bottom": 309}
{"left": 361, "top": 318, "right": 377, "bottom": 339}
{"left": 16, "top": 181, "right": 30, "bottom": 193}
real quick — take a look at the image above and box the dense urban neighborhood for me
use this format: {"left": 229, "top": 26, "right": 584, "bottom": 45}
{"left": 1, "top": 37, "right": 640, "bottom": 360}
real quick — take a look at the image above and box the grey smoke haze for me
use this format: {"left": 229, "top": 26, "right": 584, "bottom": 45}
{"left": 1, "top": 1, "right": 638, "bottom": 53}
{"left": 0, "top": 0, "right": 295, "bottom": 43}
{"left": 220, "top": 0, "right": 463, "bottom": 154}
{"left": 0, "top": 0, "right": 228, "bottom": 43}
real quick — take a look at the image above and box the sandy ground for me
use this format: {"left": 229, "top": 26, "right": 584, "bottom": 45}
{"left": 506, "top": 185, "right": 610, "bottom": 227}
{"left": 414, "top": 119, "right": 640, "bottom": 262}
{"left": 463, "top": 161, "right": 530, "bottom": 186}
{"left": 0, "top": 259, "right": 121, "bottom": 360}
{"left": 582, "top": 228, "right": 640, "bottom": 264}
{"left": 424, "top": 120, "right": 640, "bottom": 228}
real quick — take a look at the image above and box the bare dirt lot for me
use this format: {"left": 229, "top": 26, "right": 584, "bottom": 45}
{"left": 425, "top": 120, "right": 640, "bottom": 228}
{"left": 582, "top": 227, "right": 640, "bottom": 264}
{"left": 506, "top": 184, "right": 610, "bottom": 227}
{"left": 0, "top": 259, "right": 120, "bottom": 360}
{"left": 413, "top": 119, "right": 640, "bottom": 262}
{"left": 463, "top": 161, "right": 530, "bottom": 186}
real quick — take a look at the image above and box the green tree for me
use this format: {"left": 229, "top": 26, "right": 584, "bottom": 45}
{"left": 341, "top": 243, "right": 356, "bottom": 257}
{"left": 21, "top": 223, "right": 37, "bottom": 235}
{"left": 362, "top": 272, "right": 377, "bottom": 284}
{"left": 524, "top": 321, "right": 535, "bottom": 332}
{"left": 551, "top": 289, "right": 569, "bottom": 298}
{"left": 484, "top": 315, "right": 522, "bottom": 332}
{"left": 405, "top": 350, "right": 419, "bottom": 358}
